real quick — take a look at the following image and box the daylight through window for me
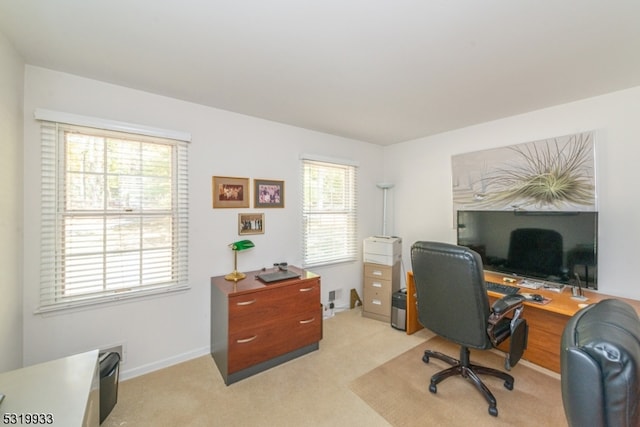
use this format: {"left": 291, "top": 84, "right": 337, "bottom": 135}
{"left": 301, "top": 157, "right": 358, "bottom": 267}
{"left": 38, "top": 118, "right": 189, "bottom": 312}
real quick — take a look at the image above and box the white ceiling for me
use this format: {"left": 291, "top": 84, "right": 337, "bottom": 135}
{"left": 1, "top": 1, "right": 639, "bottom": 145}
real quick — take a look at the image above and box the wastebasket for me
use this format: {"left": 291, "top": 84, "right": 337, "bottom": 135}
{"left": 391, "top": 288, "right": 407, "bottom": 331}
{"left": 99, "top": 352, "right": 120, "bottom": 423}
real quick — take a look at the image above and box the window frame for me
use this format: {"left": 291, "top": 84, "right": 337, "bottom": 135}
{"left": 301, "top": 155, "right": 358, "bottom": 268}
{"left": 35, "top": 110, "right": 190, "bottom": 313}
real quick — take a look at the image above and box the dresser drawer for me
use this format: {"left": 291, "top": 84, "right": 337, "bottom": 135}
{"left": 364, "top": 263, "right": 392, "bottom": 281}
{"left": 228, "top": 322, "right": 278, "bottom": 373}
{"left": 228, "top": 307, "right": 322, "bottom": 373}
{"left": 229, "top": 280, "right": 320, "bottom": 334}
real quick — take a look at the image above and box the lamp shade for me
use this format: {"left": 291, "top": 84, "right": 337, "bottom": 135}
{"left": 230, "top": 239, "right": 255, "bottom": 251}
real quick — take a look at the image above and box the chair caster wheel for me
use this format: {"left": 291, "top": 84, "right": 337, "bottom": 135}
{"left": 489, "top": 406, "right": 498, "bottom": 417}
{"left": 504, "top": 380, "right": 514, "bottom": 390}
{"left": 422, "top": 354, "right": 430, "bottom": 364}
{"left": 429, "top": 383, "right": 437, "bottom": 394}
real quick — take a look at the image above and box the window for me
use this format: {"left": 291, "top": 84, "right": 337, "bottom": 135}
{"left": 301, "top": 156, "right": 358, "bottom": 267}
{"left": 36, "top": 111, "right": 189, "bottom": 312}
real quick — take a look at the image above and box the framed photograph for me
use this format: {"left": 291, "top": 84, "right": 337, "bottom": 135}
{"left": 212, "top": 176, "right": 250, "bottom": 208}
{"left": 239, "top": 213, "right": 264, "bottom": 235}
{"left": 254, "top": 179, "right": 285, "bottom": 208}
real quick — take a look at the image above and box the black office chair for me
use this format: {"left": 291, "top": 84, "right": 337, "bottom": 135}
{"left": 561, "top": 299, "right": 640, "bottom": 427}
{"left": 411, "top": 241, "right": 528, "bottom": 416}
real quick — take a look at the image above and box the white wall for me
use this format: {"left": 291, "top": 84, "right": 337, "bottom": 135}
{"left": 0, "top": 32, "right": 24, "bottom": 372}
{"left": 22, "top": 66, "right": 385, "bottom": 378}
{"left": 385, "top": 86, "right": 640, "bottom": 300}
{"left": 20, "top": 64, "right": 640, "bottom": 379}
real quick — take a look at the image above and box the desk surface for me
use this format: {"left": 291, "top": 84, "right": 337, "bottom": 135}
{"left": 0, "top": 350, "right": 99, "bottom": 426}
{"left": 483, "top": 271, "right": 640, "bottom": 316}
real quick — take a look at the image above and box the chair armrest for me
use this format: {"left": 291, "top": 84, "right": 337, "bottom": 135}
{"left": 492, "top": 294, "right": 526, "bottom": 315}
{"left": 488, "top": 294, "right": 526, "bottom": 347}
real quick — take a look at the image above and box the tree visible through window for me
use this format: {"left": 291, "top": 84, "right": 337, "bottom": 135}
{"left": 38, "top": 121, "right": 189, "bottom": 311}
{"left": 301, "top": 158, "right": 358, "bottom": 267}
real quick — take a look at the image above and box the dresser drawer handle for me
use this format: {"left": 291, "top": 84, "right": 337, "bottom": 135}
{"left": 299, "top": 287, "right": 314, "bottom": 292}
{"left": 299, "top": 317, "right": 315, "bottom": 324}
{"left": 372, "top": 282, "right": 382, "bottom": 288}
{"left": 236, "top": 335, "right": 257, "bottom": 344}
{"left": 236, "top": 299, "right": 257, "bottom": 306}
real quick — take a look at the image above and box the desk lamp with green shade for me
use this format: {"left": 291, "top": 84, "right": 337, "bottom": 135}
{"left": 225, "top": 239, "right": 255, "bottom": 281}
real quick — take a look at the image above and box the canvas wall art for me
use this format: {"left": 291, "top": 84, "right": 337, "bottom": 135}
{"left": 452, "top": 131, "right": 596, "bottom": 213}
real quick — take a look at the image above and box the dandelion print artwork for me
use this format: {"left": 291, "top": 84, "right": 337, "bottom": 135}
{"left": 452, "top": 132, "right": 596, "bottom": 212}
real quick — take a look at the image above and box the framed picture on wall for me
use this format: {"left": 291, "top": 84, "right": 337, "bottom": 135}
{"left": 212, "top": 176, "right": 250, "bottom": 208}
{"left": 238, "top": 213, "right": 265, "bottom": 235}
{"left": 254, "top": 179, "right": 284, "bottom": 208}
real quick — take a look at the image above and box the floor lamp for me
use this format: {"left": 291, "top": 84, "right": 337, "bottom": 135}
{"left": 376, "top": 182, "right": 394, "bottom": 237}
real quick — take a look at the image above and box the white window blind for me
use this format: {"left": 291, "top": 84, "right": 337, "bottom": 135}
{"left": 301, "top": 157, "right": 358, "bottom": 267}
{"left": 37, "top": 119, "right": 190, "bottom": 312}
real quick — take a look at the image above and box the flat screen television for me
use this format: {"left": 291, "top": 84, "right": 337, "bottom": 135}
{"left": 457, "top": 210, "right": 598, "bottom": 289}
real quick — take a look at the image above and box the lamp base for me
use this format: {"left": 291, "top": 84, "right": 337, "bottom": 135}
{"left": 225, "top": 270, "right": 246, "bottom": 281}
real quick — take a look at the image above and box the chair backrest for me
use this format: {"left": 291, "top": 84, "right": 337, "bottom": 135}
{"left": 561, "top": 299, "right": 640, "bottom": 427}
{"left": 411, "top": 241, "right": 492, "bottom": 350}
{"left": 507, "top": 228, "right": 563, "bottom": 277}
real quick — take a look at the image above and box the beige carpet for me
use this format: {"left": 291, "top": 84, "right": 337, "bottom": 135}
{"left": 349, "top": 336, "right": 567, "bottom": 427}
{"left": 103, "top": 308, "right": 432, "bottom": 427}
{"left": 102, "top": 309, "right": 567, "bottom": 426}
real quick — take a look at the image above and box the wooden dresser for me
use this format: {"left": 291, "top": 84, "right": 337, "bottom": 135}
{"left": 362, "top": 261, "right": 401, "bottom": 322}
{"left": 210, "top": 266, "right": 322, "bottom": 385}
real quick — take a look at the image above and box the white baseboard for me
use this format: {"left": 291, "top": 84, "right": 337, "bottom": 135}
{"left": 119, "top": 346, "right": 210, "bottom": 381}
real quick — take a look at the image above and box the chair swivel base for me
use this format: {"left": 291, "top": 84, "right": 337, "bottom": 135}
{"left": 422, "top": 346, "right": 514, "bottom": 417}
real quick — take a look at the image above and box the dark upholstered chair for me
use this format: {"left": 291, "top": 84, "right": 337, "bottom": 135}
{"left": 561, "top": 299, "right": 640, "bottom": 427}
{"left": 411, "top": 241, "right": 528, "bottom": 416}
{"left": 507, "top": 228, "right": 563, "bottom": 277}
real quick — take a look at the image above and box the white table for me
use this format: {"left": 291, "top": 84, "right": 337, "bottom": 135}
{"left": 0, "top": 350, "right": 99, "bottom": 426}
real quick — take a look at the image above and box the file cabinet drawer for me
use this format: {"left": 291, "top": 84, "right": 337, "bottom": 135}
{"left": 364, "top": 263, "right": 393, "bottom": 281}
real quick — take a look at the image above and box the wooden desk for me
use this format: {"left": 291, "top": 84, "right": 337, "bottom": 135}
{"left": 406, "top": 271, "right": 640, "bottom": 373}
{"left": 210, "top": 266, "right": 322, "bottom": 385}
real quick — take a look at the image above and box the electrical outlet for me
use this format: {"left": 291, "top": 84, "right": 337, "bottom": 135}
{"left": 328, "top": 290, "right": 336, "bottom": 301}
